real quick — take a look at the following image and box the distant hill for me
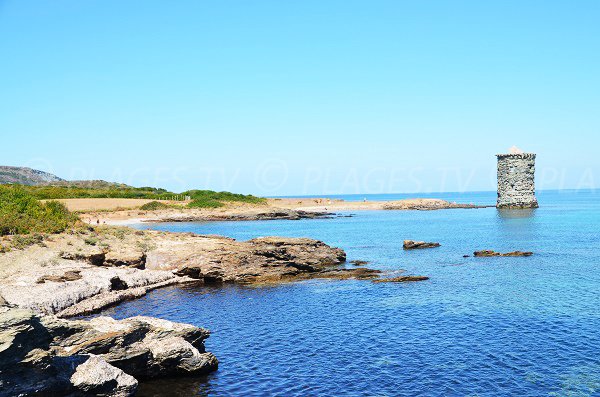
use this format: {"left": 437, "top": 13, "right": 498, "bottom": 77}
{"left": 0, "top": 166, "right": 65, "bottom": 185}
{"left": 40, "top": 180, "right": 130, "bottom": 188}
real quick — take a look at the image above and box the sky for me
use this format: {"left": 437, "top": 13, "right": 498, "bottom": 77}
{"left": 1, "top": 0, "right": 599, "bottom": 195}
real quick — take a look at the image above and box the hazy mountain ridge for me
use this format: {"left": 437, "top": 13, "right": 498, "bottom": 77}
{"left": 0, "top": 166, "right": 64, "bottom": 185}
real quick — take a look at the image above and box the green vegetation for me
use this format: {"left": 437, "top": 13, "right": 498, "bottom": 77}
{"left": 139, "top": 201, "right": 172, "bottom": 211}
{"left": 187, "top": 197, "right": 225, "bottom": 208}
{"left": 0, "top": 185, "right": 78, "bottom": 236}
{"left": 16, "top": 183, "right": 172, "bottom": 200}
{"left": 183, "top": 190, "right": 265, "bottom": 209}
{"left": 11, "top": 234, "right": 47, "bottom": 249}
{"left": 0, "top": 183, "right": 266, "bottom": 224}
{"left": 84, "top": 236, "right": 99, "bottom": 246}
{"left": 3, "top": 184, "right": 266, "bottom": 208}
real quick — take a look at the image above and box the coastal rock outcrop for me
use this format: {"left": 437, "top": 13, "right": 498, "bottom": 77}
{"left": 382, "top": 199, "right": 487, "bottom": 211}
{"left": 473, "top": 250, "right": 533, "bottom": 257}
{"left": 144, "top": 235, "right": 351, "bottom": 284}
{"left": 0, "top": 227, "right": 371, "bottom": 317}
{"left": 0, "top": 306, "right": 217, "bottom": 396}
{"left": 147, "top": 208, "right": 333, "bottom": 223}
{"left": 403, "top": 240, "right": 441, "bottom": 249}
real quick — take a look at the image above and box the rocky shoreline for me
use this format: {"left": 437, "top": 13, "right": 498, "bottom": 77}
{"left": 1, "top": 307, "right": 217, "bottom": 396}
{"left": 0, "top": 226, "right": 381, "bottom": 317}
{"left": 0, "top": 225, "right": 384, "bottom": 396}
{"left": 145, "top": 208, "right": 334, "bottom": 223}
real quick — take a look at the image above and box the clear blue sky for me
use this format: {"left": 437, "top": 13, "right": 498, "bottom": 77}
{"left": 1, "top": 0, "right": 598, "bottom": 195}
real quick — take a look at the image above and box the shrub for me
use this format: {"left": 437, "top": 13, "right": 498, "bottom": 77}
{"left": 183, "top": 190, "right": 265, "bottom": 207}
{"left": 12, "top": 234, "right": 46, "bottom": 249}
{"left": 84, "top": 237, "right": 98, "bottom": 246}
{"left": 187, "top": 198, "right": 224, "bottom": 208}
{"left": 139, "top": 201, "right": 170, "bottom": 211}
{"left": 0, "top": 186, "right": 78, "bottom": 236}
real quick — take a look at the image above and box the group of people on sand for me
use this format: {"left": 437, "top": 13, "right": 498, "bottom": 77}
{"left": 86, "top": 218, "right": 106, "bottom": 225}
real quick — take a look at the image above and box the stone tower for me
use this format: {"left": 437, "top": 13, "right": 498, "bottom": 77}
{"left": 496, "top": 146, "right": 538, "bottom": 209}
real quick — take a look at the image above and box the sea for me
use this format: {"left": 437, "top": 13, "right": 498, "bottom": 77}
{"left": 98, "top": 190, "right": 600, "bottom": 397}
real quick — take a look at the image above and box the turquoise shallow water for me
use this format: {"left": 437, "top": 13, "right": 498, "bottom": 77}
{"left": 100, "top": 190, "right": 600, "bottom": 396}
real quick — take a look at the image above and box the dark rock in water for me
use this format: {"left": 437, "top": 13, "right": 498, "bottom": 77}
{"left": 373, "top": 275, "right": 429, "bottom": 283}
{"left": 0, "top": 306, "right": 218, "bottom": 396}
{"left": 249, "top": 267, "right": 382, "bottom": 284}
{"left": 349, "top": 260, "right": 369, "bottom": 266}
{"left": 473, "top": 250, "right": 533, "bottom": 257}
{"left": 403, "top": 240, "right": 441, "bottom": 250}
{"left": 463, "top": 255, "right": 470, "bottom": 258}
{"left": 312, "top": 267, "right": 381, "bottom": 280}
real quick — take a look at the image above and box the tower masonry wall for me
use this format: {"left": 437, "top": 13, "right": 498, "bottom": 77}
{"left": 496, "top": 153, "right": 538, "bottom": 209}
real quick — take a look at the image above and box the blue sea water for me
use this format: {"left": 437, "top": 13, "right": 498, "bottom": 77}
{"left": 100, "top": 190, "right": 600, "bottom": 397}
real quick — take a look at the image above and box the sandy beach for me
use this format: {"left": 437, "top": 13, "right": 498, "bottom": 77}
{"left": 52, "top": 197, "right": 490, "bottom": 225}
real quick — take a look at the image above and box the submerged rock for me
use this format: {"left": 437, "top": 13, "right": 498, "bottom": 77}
{"left": 403, "top": 240, "right": 441, "bottom": 250}
{"left": 349, "top": 260, "right": 369, "bottom": 266}
{"left": 473, "top": 250, "right": 533, "bottom": 257}
{"left": 248, "top": 267, "right": 382, "bottom": 285}
{"left": 373, "top": 275, "right": 430, "bottom": 283}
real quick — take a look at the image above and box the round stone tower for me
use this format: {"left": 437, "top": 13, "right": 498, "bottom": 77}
{"left": 496, "top": 146, "right": 538, "bottom": 209}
